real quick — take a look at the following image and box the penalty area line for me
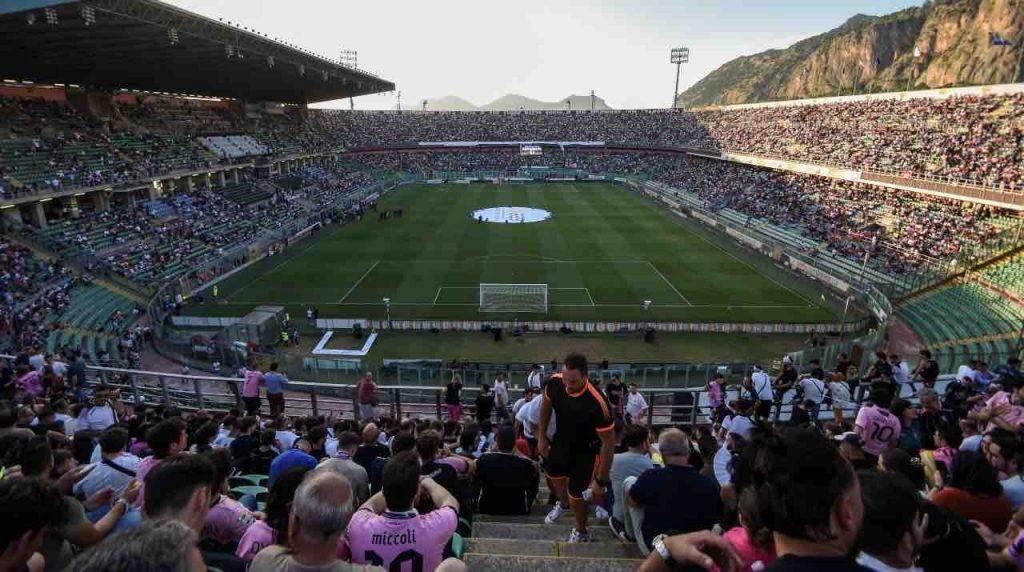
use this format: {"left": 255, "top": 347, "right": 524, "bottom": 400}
{"left": 647, "top": 261, "right": 692, "bottom": 306}
{"left": 338, "top": 260, "right": 380, "bottom": 303}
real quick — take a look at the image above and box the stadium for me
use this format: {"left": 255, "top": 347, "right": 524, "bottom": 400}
{"left": 1, "top": 0, "right": 1023, "bottom": 571}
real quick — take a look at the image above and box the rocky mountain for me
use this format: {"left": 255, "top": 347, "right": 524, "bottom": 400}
{"left": 676, "top": 0, "right": 1023, "bottom": 108}
{"left": 421, "top": 93, "right": 612, "bottom": 111}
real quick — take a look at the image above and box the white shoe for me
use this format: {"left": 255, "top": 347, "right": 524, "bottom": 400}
{"left": 595, "top": 505, "right": 610, "bottom": 520}
{"left": 544, "top": 502, "right": 567, "bottom": 524}
{"left": 567, "top": 528, "right": 591, "bottom": 543}
{"left": 581, "top": 489, "right": 593, "bottom": 502}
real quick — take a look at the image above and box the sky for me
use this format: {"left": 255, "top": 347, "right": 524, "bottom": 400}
{"left": 164, "top": 0, "right": 923, "bottom": 110}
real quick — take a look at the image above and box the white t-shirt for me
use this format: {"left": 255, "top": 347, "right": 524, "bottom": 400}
{"left": 626, "top": 392, "right": 648, "bottom": 417}
{"left": 799, "top": 377, "right": 827, "bottom": 405}
{"left": 78, "top": 405, "right": 117, "bottom": 432}
{"left": 275, "top": 430, "right": 298, "bottom": 450}
{"left": 515, "top": 396, "right": 555, "bottom": 439}
{"left": 526, "top": 371, "right": 542, "bottom": 389}
{"left": 74, "top": 453, "right": 142, "bottom": 498}
{"left": 493, "top": 381, "right": 508, "bottom": 407}
{"left": 751, "top": 371, "right": 773, "bottom": 400}
{"left": 856, "top": 552, "right": 922, "bottom": 572}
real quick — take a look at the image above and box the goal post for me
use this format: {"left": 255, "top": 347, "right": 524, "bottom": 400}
{"left": 479, "top": 283, "right": 548, "bottom": 313}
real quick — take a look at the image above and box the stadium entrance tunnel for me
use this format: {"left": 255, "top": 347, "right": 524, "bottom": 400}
{"left": 472, "top": 206, "right": 551, "bottom": 224}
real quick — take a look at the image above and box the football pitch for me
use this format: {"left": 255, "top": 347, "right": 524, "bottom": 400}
{"left": 190, "top": 182, "right": 837, "bottom": 323}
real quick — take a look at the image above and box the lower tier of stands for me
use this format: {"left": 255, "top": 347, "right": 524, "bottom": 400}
{"left": 45, "top": 284, "right": 136, "bottom": 362}
{"left": 898, "top": 281, "right": 1022, "bottom": 371}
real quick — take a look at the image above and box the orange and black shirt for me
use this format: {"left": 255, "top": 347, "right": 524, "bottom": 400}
{"left": 544, "top": 374, "right": 614, "bottom": 452}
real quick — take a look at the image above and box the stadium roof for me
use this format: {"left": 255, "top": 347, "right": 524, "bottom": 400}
{"left": 0, "top": 0, "right": 395, "bottom": 104}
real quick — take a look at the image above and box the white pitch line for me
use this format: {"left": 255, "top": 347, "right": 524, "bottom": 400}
{"left": 432, "top": 287, "right": 443, "bottom": 304}
{"left": 647, "top": 261, "right": 692, "bottom": 305}
{"left": 585, "top": 288, "right": 597, "bottom": 306}
{"left": 337, "top": 260, "right": 380, "bottom": 303}
{"left": 221, "top": 300, "right": 812, "bottom": 309}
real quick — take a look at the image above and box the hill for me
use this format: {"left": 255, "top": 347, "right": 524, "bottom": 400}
{"left": 676, "top": 0, "right": 1023, "bottom": 108}
{"left": 422, "top": 93, "right": 613, "bottom": 111}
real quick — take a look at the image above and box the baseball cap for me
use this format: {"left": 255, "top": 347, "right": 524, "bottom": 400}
{"left": 834, "top": 431, "right": 863, "bottom": 448}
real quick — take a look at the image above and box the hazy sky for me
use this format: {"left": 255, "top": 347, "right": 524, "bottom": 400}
{"left": 164, "top": 0, "right": 922, "bottom": 110}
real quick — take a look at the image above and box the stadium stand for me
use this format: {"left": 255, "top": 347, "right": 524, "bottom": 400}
{"left": 2, "top": 1, "right": 1024, "bottom": 568}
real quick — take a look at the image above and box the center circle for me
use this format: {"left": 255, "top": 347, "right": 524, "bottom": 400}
{"left": 472, "top": 206, "right": 551, "bottom": 224}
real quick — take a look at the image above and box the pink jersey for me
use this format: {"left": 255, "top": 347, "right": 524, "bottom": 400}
{"left": 346, "top": 507, "right": 457, "bottom": 572}
{"left": 437, "top": 456, "right": 470, "bottom": 475}
{"left": 203, "top": 495, "right": 256, "bottom": 545}
{"left": 242, "top": 369, "right": 263, "bottom": 398}
{"left": 855, "top": 405, "right": 902, "bottom": 456}
{"left": 17, "top": 370, "right": 41, "bottom": 397}
{"left": 985, "top": 392, "right": 1024, "bottom": 432}
{"left": 236, "top": 520, "right": 350, "bottom": 562}
{"left": 708, "top": 383, "right": 723, "bottom": 409}
{"left": 134, "top": 456, "right": 162, "bottom": 508}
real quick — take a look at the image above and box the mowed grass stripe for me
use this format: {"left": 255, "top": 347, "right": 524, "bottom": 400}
{"left": 193, "top": 182, "right": 836, "bottom": 323}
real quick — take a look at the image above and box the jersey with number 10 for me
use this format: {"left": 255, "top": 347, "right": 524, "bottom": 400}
{"left": 346, "top": 506, "right": 457, "bottom": 572}
{"left": 855, "top": 404, "right": 902, "bottom": 456}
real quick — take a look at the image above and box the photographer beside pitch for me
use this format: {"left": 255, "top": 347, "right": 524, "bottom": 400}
{"left": 538, "top": 352, "right": 615, "bottom": 543}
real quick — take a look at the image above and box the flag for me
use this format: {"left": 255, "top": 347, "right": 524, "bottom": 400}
{"left": 991, "top": 32, "right": 1013, "bottom": 46}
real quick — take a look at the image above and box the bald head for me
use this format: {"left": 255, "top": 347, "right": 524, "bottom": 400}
{"left": 658, "top": 428, "right": 691, "bottom": 464}
{"left": 290, "top": 471, "right": 353, "bottom": 543}
{"left": 362, "top": 423, "right": 379, "bottom": 444}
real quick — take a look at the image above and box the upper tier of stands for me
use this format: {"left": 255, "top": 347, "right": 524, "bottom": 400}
{"left": 2, "top": 90, "right": 1022, "bottom": 198}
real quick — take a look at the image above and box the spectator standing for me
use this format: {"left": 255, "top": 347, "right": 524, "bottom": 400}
{"left": 854, "top": 387, "right": 901, "bottom": 465}
{"left": 444, "top": 374, "right": 463, "bottom": 421}
{"left": 538, "top": 353, "right": 615, "bottom": 543}
{"left": 474, "top": 383, "right": 495, "bottom": 423}
{"left": 797, "top": 373, "right": 826, "bottom": 422}
{"left": 526, "top": 364, "right": 543, "bottom": 391}
{"left": 241, "top": 366, "right": 264, "bottom": 417}
{"left": 263, "top": 362, "right": 288, "bottom": 417}
{"left": 627, "top": 429, "right": 720, "bottom": 550}
{"left": 605, "top": 376, "right": 626, "bottom": 420}
{"left": 475, "top": 423, "right": 539, "bottom": 515}
{"left": 912, "top": 349, "right": 940, "bottom": 389}
{"left": 625, "top": 383, "right": 648, "bottom": 425}
{"left": 748, "top": 367, "right": 774, "bottom": 420}
{"left": 357, "top": 372, "right": 378, "bottom": 422}
{"left": 493, "top": 372, "right": 510, "bottom": 420}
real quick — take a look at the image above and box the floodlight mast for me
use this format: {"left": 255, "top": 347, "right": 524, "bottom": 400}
{"left": 670, "top": 47, "right": 689, "bottom": 109}
{"left": 339, "top": 49, "right": 358, "bottom": 109}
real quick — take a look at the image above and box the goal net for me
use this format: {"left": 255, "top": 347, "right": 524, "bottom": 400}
{"left": 479, "top": 283, "right": 548, "bottom": 313}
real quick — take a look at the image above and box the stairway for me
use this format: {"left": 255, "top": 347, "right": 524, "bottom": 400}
{"left": 464, "top": 487, "right": 645, "bottom": 571}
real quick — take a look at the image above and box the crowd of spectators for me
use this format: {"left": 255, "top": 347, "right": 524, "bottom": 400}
{"left": 693, "top": 93, "right": 1024, "bottom": 189}
{"left": 2, "top": 350, "right": 1024, "bottom": 571}
{"left": 4, "top": 91, "right": 1022, "bottom": 199}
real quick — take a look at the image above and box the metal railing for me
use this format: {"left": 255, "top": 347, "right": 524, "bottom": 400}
{"left": 11, "top": 356, "right": 954, "bottom": 427}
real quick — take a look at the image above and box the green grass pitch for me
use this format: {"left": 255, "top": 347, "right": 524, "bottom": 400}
{"left": 191, "top": 182, "right": 836, "bottom": 323}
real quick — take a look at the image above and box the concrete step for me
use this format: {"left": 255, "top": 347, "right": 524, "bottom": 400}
{"left": 475, "top": 509, "right": 601, "bottom": 525}
{"left": 464, "top": 553, "right": 643, "bottom": 572}
{"left": 473, "top": 522, "right": 618, "bottom": 542}
{"left": 467, "top": 538, "right": 642, "bottom": 559}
